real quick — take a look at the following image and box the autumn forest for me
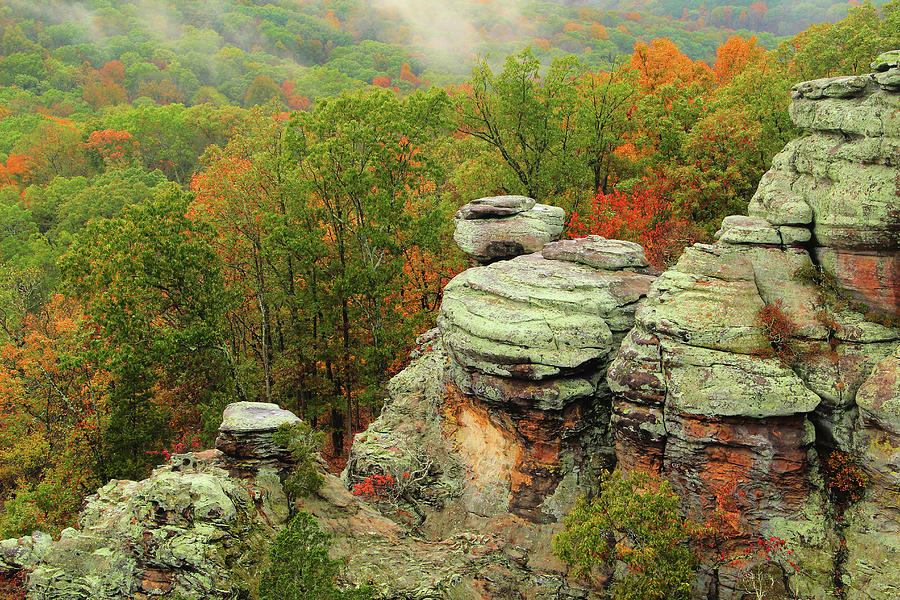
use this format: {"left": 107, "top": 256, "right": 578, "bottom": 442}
{"left": 0, "top": 0, "right": 896, "bottom": 542}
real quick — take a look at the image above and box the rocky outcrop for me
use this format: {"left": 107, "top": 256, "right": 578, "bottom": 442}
{"left": 749, "top": 51, "right": 899, "bottom": 318}
{"left": 0, "top": 395, "right": 601, "bottom": 600}
{"left": 843, "top": 344, "right": 900, "bottom": 600}
{"left": 215, "top": 401, "right": 301, "bottom": 474}
{"left": 347, "top": 235, "right": 655, "bottom": 526}
{"left": 453, "top": 195, "right": 565, "bottom": 263}
{"left": 0, "top": 403, "right": 298, "bottom": 600}
{"left": 608, "top": 52, "right": 900, "bottom": 600}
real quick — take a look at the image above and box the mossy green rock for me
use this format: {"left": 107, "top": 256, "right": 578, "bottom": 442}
{"left": 453, "top": 201, "right": 565, "bottom": 263}
{"left": 439, "top": 251, "right": 654, "bottom": 384}
{"left": 1, "top": 451, "right": 288, "bottom": 599}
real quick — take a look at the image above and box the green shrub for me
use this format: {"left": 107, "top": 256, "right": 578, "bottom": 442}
{"left": 273, "top": 421, "right": 326, "bottom": 497}
{"left": 258, "top": 511, "right": 373, "bottom": 600}
{"left": 553, "top": 470, "right": 699, "bottom": 600}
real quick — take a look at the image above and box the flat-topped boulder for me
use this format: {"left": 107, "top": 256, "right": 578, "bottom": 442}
{"left": 541, "top": 235, "right": 650, "bottom": 271}
{"left": 715, "top": 215, "right": 782, "bottom": 246}
{"left": 455, "top": 194, "right": 535, "bottom": 219}
{"left": 791, "top": 75, "right": 873, "bottom": 99}
{"left": 453, "top": 196, "right": 565, "bottom": 263}
{"left": 215, "top": 401, "right": 301, "bottom": 460}
{"left": 439, "top": 251, "right": 655, "bottom": 389}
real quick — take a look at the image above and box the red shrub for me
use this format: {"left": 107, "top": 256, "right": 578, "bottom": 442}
{"left": 754, "top": 300, "right": 799, "bottom": 364}
{"left": 568, "top": 180, "right": 702, "bottom": 270}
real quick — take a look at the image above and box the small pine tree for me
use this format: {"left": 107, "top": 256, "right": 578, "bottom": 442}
{"left": 272, "top": 421, "right": 326, "bottom": 497}
{"left": 258, "top": 511, "right": 373, "bottom": 600}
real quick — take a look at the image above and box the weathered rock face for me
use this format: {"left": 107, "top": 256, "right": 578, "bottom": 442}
{"left": 608, "top": 54, "right": 900, "bottom": 600}
{"left": 345, "top": 235, "right": 654, "bottom": 529}
{"left": 748, "top": 52, "right": 899, "bottom": 318}
{"left": 427, "top": 236, "right": 655, "bottom": 521}
{"left": 215, "top": 401, "right": 301, "bottom": 471}
{"left": 0, "top": 395, "right": 602, "bottom": 600}
{"left": 607, "top": 242, "right": 839, "bottom": 598}
{"left": 453, "top": 195, "right": 565, "bottom": 263}
{"left": 0, "top": 403, "right": 299, "bottom": 600}
{"left": 309, "top": 464, "right": 598, "bottom": 600}
{"left": 843, "top": 344, "right": 900, "bottom": 600}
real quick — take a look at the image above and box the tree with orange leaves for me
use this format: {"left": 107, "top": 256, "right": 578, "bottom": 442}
{"left": 83, "top": 129, "right": 141, "bottom": 168}
{"left": 7, "top": 118, "right": 85, "bottom": 186}
{"left": 714, "top": 36, "right": 765, "bottom": 83}
{"left": 630, "top": 38, "right": 714, "bottom": 92}
{"left": 0, "top": 294, "right": 109, "bottom": 536}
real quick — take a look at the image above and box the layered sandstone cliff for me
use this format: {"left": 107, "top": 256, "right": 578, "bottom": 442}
{"left": 608, "top": 51, "right": 899, "bottom": 600}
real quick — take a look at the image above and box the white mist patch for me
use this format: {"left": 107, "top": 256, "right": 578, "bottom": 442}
{"left": 371, "top": 0, "right": 526, "bottom": 57}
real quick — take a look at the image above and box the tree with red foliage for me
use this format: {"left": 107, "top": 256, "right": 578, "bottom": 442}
{"left": 567, "top": 179, "right": 701, "bottom": 270}
{"left": 84, "top": 129, "right": 141, "bottom": 168}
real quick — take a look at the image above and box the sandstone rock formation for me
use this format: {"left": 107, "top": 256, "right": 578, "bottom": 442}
{"left": 347, "top": 235, "right": 655, "bottom": 527}
{"left": 608, "top": 52, "right": 900, "bottom": 600}
{"left": 749, "top": 52, "right": 899, "bottom": 318}
{"left": 453, "top": 195, "right": 565, "bottom": 263}
{"left": 0, "top": 402, "right": 298, "bottom": 600}
{"left": 216, "top": 401, "right": 301, "bottom": 471}
{"left": 844, "top": 345, "right": 900, "bottom": 600}
{"left": 0, "top": 394, "right": 601, "bottom": 600}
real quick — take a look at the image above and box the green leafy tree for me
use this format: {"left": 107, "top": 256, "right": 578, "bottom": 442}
{"left": 553, "top": 470, "right": 700, "bottom": 600}
{"left": 258, "top": 511, "right": 373, "bottom": 600}
{"left": 776, "top": 1, "right": 900, "bottom": 80}
{"left": 570, "top": 62, "right": 637, "bottom": 197}
{"left": 456, "top": 48, "right": 581, "bottom": 201}
{"left": 61, "top": 187, "right": 233, "bottom": 478}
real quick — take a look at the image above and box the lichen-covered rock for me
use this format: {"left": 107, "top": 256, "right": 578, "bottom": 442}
{"left": 715, "top": 215, "right": 782, "bottom": 245}
{"left": 304, "top": 469, "right": 599, "bottom": 600}
{"left": 439, "top": 251, "right": 654, "bottom": 385}
{"left": 843, "top": 344, "right": 900, "bottom": 600}
{"left": 750, "top": 65, "right": 899, "bottom": 317}
{"left": 455, "top": 194, "right": 535, "bottom": 219}
{"left": 344, "top": 333, "right": 467, "bottom": 513}
{"left": 3, "top": 449, "right": 289, "bottom": 600}
{"left": 345, "top": 334, "right": 608, "bottom": 525}
{"left": 608, "top": 57, "right": 900, "bottom": 600}
{"left": 0, "top": 532, "right": 52, "bottom": 571}
{"left": 417, "top": 238, "right": 655, "bottom": 522}
{"left": 871, "top": 50, "right": 900, "bottom": 72}
{"left": 215, "top": 401, "right": 301, "bottom": 461}
{"left": 607, "top": 243, "right": 842, "bottom": 598}
{"left": 453, "top": 197, "right": 565, "bottom": 263}
{"left": 872, "top": 50, "right": 900, "bottom": 91}
{"left": 0, "top": 402, "right": 309, "bottom": 600}
{"left": 541, "top": 236, "right": 650, "bottom": 271}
